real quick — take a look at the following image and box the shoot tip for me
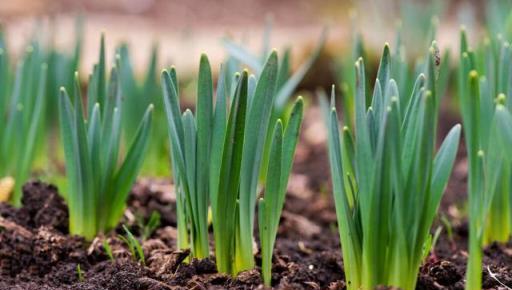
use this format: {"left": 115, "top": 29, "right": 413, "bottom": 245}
{"left": 497, "top": 94, "right": 506, "bottom": 105}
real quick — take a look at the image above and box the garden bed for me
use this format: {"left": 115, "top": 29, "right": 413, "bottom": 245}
{"left": 0, "top": 107, "right": 510, "bottom": 290}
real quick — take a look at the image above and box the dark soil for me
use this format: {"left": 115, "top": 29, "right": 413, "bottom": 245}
{"left": 0, "top": 110, "right": 511, "bottom": 289}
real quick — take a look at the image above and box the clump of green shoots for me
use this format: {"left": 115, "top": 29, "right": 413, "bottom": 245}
{"left": 59, "top": 36, "right": 153, "bottom": 240}
{"left": 162, "top": 52, "right": 303, "bottom": 285}
{"left": 325, "top": 43, "right": 460, "bottom": 289}
{"left": 0, "top": 33, "right": 47, "bottom": 205}
{"left": 458, "top": 28, "right": 512, "bottom": 290}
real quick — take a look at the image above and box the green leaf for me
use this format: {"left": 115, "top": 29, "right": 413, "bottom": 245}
{"left": 238, "top": 51, "right": 278, "bottom": 272}
{"left": 210, "top": 64, "right": 228, "bottom": 217}
{"left": 259, "top": 120, "right": 283, "bottom": 287}
{"left": 162, "top": 70, "right": 186, "bottom": 175}
{"left": 215, "top": 71, "right": 249, "bottom": 274}
{"left": 122, "top": 225, "right": 145, "bottom": 265}
{"left": 194, "top": 55, "right": 213, "bottom": 257}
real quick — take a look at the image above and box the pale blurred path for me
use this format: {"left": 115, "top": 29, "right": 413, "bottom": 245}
{"left": 0, "top": 0, "right": 474, "bottom": 76}
{"left": 0, "top": 0, "right": 347, "bottom": 76}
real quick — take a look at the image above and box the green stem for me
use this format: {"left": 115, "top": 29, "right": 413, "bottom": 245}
{"left": 466, "top": 226, "right": 482, "bottom": 290}
{"left": 234, "top": 225, "right": 255, "bottom": 275}
{"left": 192, "top": 222, "right": 209, "bottom": 259}
{"left": 176, "top": 195, "right": 189, "bottom": 251}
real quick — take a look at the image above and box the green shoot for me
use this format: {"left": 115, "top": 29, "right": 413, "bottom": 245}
{"left": 440, "top": 214, "right": 454, "bottom": 243}
{"left": 103, "top": 239, "right": 114, "bottom": 261}
{"left": 431, "top": 226, "right": 443, "bottom": 256}
{"left": 422, "top": 226, "right": 442, "bottom": 261}
{"left": 138, "top": 211, "right": 161, "bottom": 240}
{"left": 162, "top": 52, "right": 303, "bottom": 281}
{"left": 325, "top": 43, "right": 460, "bottom": 289}
{"left": 76, "top": 264, "right": 84, "bottom": 282}
{"left": 120, "top": 225, "right": 145, "bottom": 265}
{"left": 59, "top": 36, "right": 153, "bottom": 240}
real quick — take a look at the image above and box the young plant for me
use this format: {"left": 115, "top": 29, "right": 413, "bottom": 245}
{"left": 59, "top": 37, "right": 153, "bottom": 240}
{"left": 137, "top": 211, "right": 161, "bottom": 240}
{"left": 325, "top": 43, "right": 460, "bottom": 289}
{"left": 162, "top": 52, "right": 303, "bottom": 281}
{"left": 458, "top": 29, "right": 512, "bottom": 290}
{"left": 120, "top": 225, "right": 146, "bottom": 265}
{"left": 76, "top": 264, "right": 84, "bottom": 282}
{"left": 0, "top": 38, "right": 47, "bottom": 205}
{"left": 102, "top": 239, "right": 114, "bottom": 261}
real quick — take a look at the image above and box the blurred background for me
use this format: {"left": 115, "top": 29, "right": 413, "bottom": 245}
{"left": 0, "top": 0, "right": 491, "bottom": 80}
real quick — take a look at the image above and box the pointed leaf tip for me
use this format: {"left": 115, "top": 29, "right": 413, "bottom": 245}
{"left": 497, "top": 94, "right": 506, "bottom": 105}
{"left": 267, "top": 50, "right": 279, "bottom": 62}
{"left": 200, "top": 53, "right": 210, "bottom": 64}
{"left": 383, "top": 43, "right": 391, "bottom": 53}
{"left": 296, "top": 96, "right": 304, "bottom": 102}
